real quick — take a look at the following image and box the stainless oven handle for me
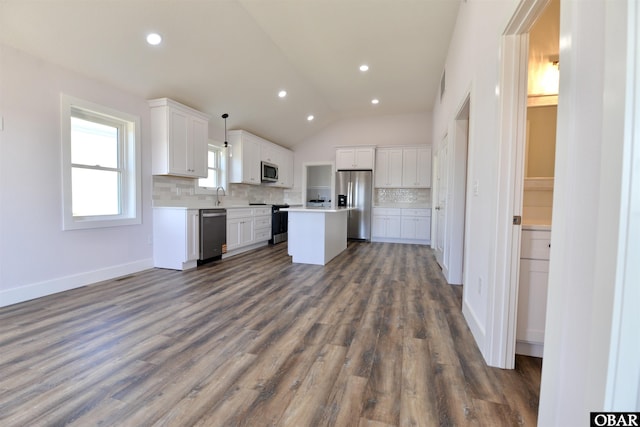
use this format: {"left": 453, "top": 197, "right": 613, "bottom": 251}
{"left": 201, "top": 213, "right": 227, "bottom": 218}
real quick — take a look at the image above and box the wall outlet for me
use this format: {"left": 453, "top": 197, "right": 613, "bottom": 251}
{"left": 478, "top": 277, "right": 482, "bottom": 294}
{"left": 473, "top": 179, "right": 480, "bottom": 196}
{"left": 147, "top": 235, "right": 153, "bottom": 245}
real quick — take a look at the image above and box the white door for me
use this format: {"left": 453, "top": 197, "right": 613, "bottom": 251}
{"left": 434, "top": 136, "right": 448, "bottom": 266}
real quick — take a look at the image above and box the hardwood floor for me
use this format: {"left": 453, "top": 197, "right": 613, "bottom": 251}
{"left": 0, "top": 242, "right": 541, "bottom": 426}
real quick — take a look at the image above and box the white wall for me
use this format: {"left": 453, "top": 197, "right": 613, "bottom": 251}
{"left": 0, "top": 44, "right": 154, "bottom": 306}
{"left": 432, "top": 0, "right": 519, "bottom": 358}
{"left": 539, "top": 0, "right": 639, "bottom": 423}
{"left": 293, "top": 113, "right": 432, "bottom": 194}
{"left": 434, "top": 0, "right": 638, "bottom": 423}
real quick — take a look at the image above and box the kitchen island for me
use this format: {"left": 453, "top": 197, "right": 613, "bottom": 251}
{"left": 282, "top": 206, "right": 353, "bottom": 265}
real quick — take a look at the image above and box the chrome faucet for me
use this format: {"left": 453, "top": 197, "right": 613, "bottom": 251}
{"left": 216, "top": 186, "right": 226, "bottom": 206}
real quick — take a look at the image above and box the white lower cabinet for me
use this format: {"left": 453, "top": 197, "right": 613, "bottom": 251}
{"left": 225, "top": 207, "right": 272, "bottom": 256}
{"left": 516, "top": 228, "right": 551, "bottom": 358}
{"left": 372, "top": 208, "right": 401, "bottom": 239}
{"left": 253, "top": 207, "right": 272, "bottom": 241}
{"left": 372, "top": 207, "right": 430, "bottom": 244}
{"left": 153, "top": 208, "right": 200, "bottom": 270}
{"left": 400, "top": 209, "right": 431, "bottom": 242}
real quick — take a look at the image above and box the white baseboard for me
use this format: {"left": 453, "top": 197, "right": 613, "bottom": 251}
{"left": 371, "top": 237, "right": 431, "bottom": 245}
{"left": 516, "top": 340, "right": 544, "bottom": 358}
{"left": 462, "top": 298, "right": 487, "bottom": 361}
{"left": 0, "top": 258, "right": 154, "bottom": 308}
{"left": 222, "top": 241, "right": 268, "bottom": 259}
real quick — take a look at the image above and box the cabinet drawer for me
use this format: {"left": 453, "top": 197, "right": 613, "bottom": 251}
{"left": 521, "top": 230, "right": 551, "bottom": 260}
{"left": 373, "top": 208, "right": 402, "bottom": 216}
{"left": 226, "top": 208, "right": 253, "bottom": 219}
{"left": 255, "top": 228, "right": 272, "bottom": 241}
{"left": 402, "top": 208, "right": 430, "bottom": 217}
{"left": 254, "top": 216, "right": 271, "bottom": 229}
{"left": 254, "top": 207, "right": 272, "bottom": 216}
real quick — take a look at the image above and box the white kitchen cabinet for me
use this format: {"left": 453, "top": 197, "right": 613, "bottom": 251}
{"left": 372, "top": 208, "right": 402, "bottom": 239}
{"left": 516, "top": 228, "right": 551, "bottom": 358}
{"left": 402, "top": 146, "right": 432, "bottom": 188}
{"left": 261, "top": 140, "right": 278, "bottom": 164}
{"left": 273, "top": 146, "right": 294, "bottom": 188}
{"left": 253, "top": 207, "right": 272, "bottom": 241}
{"left": 153, "top": 208, "right": 200, "bottom": 270}
{"left": 228, "top": 130, "right": 261, "bottom": 185}
{"left": 375, "top": 148, "right": 403, "bottom": 187}
{"left": 336, "top": 147, "right": 375, "bottom": 170}
{"left": 228, "top": 130, "right": 293, "bottom": 188}
{"left": 148, "top": 98, "right": 210, "bottom": 178}
{"left": 224, "top": 207, "right": 272, "bottom": 256}
{"left": 266, "top": 144, "right": 293, "bottom": 188}
{"left": 226, "top": 208, "right": 254, "bottom": 251}
{"left": 372, "top": 208, "right": 430, "bottom": 244}
{"left": 400, "top": 208, "right": 431, "bottom": 242}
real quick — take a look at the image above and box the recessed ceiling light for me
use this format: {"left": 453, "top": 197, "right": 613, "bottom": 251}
{"left": 359, "top": 64, "right": 369, "bottom": 72}
{"left": 307, "top": 115, "right": 314, "bottom": 121}
{"left": 146, "top": 33, "right": 162, "bottom": 46}
{"left": 371, "top": 98, "right": 379, "bottom": 105}
{"left": 278, "top": 90, "right": 287, "bottom": 98}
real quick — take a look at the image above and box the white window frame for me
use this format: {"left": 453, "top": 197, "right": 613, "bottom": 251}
{"left": 196, "top": 140, "right": 227, "bottom": 193}
{"left": 61, "top": 94, "right": 141, "bottom": 230}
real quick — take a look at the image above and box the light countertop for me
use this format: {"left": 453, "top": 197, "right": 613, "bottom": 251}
{"left": 373, "top": 203, "right": 431, "bottom": 209}
{"left": 282, "top": 206, "right": 354, "bottom": 213}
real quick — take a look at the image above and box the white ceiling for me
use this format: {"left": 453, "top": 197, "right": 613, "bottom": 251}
{"left": 0, "top": 0, "right": 461, "bottom": 148}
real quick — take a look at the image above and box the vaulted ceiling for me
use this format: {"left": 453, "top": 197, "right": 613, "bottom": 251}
{"left": 0, "top": 0, "right": 461, "bottom": 147}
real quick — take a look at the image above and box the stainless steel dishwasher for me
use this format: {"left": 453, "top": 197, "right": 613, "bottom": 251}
{"left": 199, "top": 209, "right": 226, "bottom": 263}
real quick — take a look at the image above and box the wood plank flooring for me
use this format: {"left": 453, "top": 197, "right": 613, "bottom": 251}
{"left": 0, "top": 242, "right": 541, "bottom": 426}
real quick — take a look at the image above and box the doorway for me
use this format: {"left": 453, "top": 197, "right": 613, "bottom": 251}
{"left": 488, "top": 0, "right": 557, "bottom": 369}
{"left": 447, "top": 97, "right": 470, "bottom": 285}
{"left": 433, "top": 134, "right": 448, "bottom": 268}
{"left": 433, "top": 96, "right": 470, "bottom": 286}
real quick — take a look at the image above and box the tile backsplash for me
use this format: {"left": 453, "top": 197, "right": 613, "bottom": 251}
{"left": 152, "top": 176, "right": 287, "bottom": 207}
{"left": 153, "top": 176, "right": 431, "bottom": 207}
{"left": 375, "top": 188, "right": 431, "bottom": 205}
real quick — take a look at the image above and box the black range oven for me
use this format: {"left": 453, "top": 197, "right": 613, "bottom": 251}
{"left": 269, "top": 204, "right": 289, "bottom": 245}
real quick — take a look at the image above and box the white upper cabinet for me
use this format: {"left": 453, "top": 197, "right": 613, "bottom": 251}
{"left": 148, "top": 98, "right": 210, "bottom": 178}
{"left": 375, "top": 148, "right": 403, "bottom": 187}
{"left": 336, "top": 147, "right": 375, "bottom": 170}
{"left": 402, "top": 146, "right": 432, "bottom": 188}
{"left": 261, "top": 140, "right": 278, "bottom": 164}
{"left": 374, "top": 145, "right": 432, "bottom": 188}
{"left": 228, "top": 130, "right": 293, "bottom": 188}
{"left": 228, "top": 130, "right": 261, "bottom": 185}
{"left": 274, "top": 146, "right": 294, "bottom": 188}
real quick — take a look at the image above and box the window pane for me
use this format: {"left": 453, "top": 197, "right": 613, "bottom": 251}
{"left": 72, "top": 168, "right": 120, "bottom": 216}
{"left": 71, "top": 117, "right": 118, "bottom": 168}
{"left": 198, "top": 170, "right": 216, "bottom": 188}
{"left": 208, "top": 150, "right": 217, "bottom": 167}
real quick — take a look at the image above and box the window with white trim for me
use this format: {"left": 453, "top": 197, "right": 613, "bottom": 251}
{"left": 197, "top": 142, "right": 226, "bottom": 190}
{"left": 61, "top": 94, "right": 141, "bottom": 230}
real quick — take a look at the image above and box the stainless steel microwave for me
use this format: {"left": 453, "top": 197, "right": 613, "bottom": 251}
{"left": 261, "top": 161, "right": 278, "bottom": 182}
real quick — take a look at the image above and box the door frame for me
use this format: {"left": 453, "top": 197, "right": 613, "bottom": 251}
{"left": 446, "top": 95, "right": 471, "bottom": 285}
{"left": 432, "top": 133, "right": 448, "bottom": 268}
{"left": 488, "top": 0, "right": 550, "bottom": 368}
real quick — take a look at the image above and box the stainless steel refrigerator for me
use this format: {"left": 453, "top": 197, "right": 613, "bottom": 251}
{"left": 336, "top": 170, "right": 373, "bottom": 241}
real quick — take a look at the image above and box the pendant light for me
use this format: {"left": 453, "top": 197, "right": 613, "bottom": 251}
{"left": 222, "top": 113, "right": 229, "bottom": 148}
